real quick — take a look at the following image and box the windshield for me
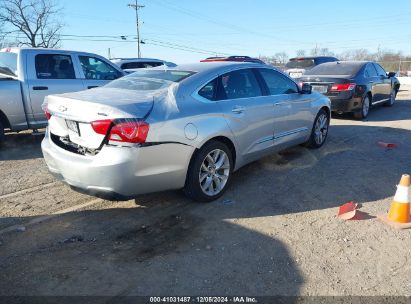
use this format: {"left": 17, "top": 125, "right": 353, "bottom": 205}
{"left": 0, "top": 52, "right": 18, "bottom": 77}
{"left": 105, "top": 70, "right": 195, "bottom": 91}
{"left": 286, "top": 59, "right": 315, "bottom": 69}
{"left": 304, "top": 63, "right": 362, "bottom": 76}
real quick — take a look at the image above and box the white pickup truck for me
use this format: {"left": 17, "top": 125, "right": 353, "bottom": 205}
{"left": 0, "top": 47, "right": 125, "bottom": 143}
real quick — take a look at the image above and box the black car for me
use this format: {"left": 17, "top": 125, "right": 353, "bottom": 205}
{"left": 285, "top": 56, "right": 339, "bottom": 78}
{"left": 299, "top": 61, "right": 400, "bottom": 119}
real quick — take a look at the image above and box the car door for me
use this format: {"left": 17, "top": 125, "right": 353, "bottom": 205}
{"left": 364, "top": 63, "right": 380, "bottom": 102}
{"left": 26, "top": 52, "right": 85, "bottom": 123}
{"left": 257, "top": 68, "right": 311, "bottom": 147}
{"left": 216, "top": 68, "right": 275, "bottom": 160}
{"left": 373, "top": 63, "right": 391, "bottom": 102}
{"left": 77, "top": 55, "right": 124, "bottom": 89}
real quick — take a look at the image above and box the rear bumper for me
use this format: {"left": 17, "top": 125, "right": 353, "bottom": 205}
{"left": 41, "top": 129, "right": 195, "bottom": 199}
{"left": 329, "top": 96, "right": 363, "bottom": 113}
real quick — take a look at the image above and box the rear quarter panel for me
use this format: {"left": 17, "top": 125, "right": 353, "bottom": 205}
{"left": 0, "top": 78, "right": 28, "bottom": 130}
{"left": 309, "top": 92, "right": 331, "bottom": 119}
{"left": 146, "top": 94, "right": 240, "bottom": 167}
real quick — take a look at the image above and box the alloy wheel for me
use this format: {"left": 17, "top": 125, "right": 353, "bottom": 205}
{"left": 314, "top": 113, "right": 329, "bottom": 145}
{"left": 199, "top": 149, "right": 230, "bottom": 196}
{"left": 363, "top": 97, "right": 370, "bottom": 117}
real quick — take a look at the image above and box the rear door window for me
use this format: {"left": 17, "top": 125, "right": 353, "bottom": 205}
{"left": 258, "top": 69, "right": 298, "bottom": 95}
{"left": 198, "top": 79, "right": 218, "bottom": 101}
{"left": 35, "top": 54, "right": 76, "bottom": 79}
{"left": 79, "top": 56, "right": 123, "bottom": 80}
{"left": 220, "top": 69, "right": 262, "bottom": 100}
{"left": 365, "top": 64, "right": 378, "bottom": 78}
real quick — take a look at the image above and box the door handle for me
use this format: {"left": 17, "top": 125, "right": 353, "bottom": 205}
{"left": 88, "top": 86, "right": 99, "bottom": 89}
{"left": 232, "top": 106, "right": 245, "bottom": 114}
{"left": 369, "top": 81, "right": 374, "bottom": 84}
{"left": 33, "top": 86, "right": 48, "bottom": 91}
{"left": 274, "top": 102, "right": 288, "bottom": 106}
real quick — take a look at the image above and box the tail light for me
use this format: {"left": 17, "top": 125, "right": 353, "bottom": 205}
{"left": 42, "top": 103, "right": 51, "bottom": 120}
{"left": 91, "top": 119, "right": 149, "bottom": 144}
{"left": 330, "top": 83, "right": 356, "bottom": 91}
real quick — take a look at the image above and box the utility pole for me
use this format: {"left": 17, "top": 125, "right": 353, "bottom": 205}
{"left": 128, "top": 0, "right": 145, "bottom": 58}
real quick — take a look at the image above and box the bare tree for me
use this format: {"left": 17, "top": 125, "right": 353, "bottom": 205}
{"left": 310, "top": 47, "right": 334, "bottom": 57}
{"left": 0, "top": 23, "right": 4, "bottom": 48}
{"left": 259, "top": 55, "right": 278, "bottom": 66}
{"left": 0, "top": 0, "right": 62, "bottom": 48}
{"left": 274, "top": 52, "right": 288, "bottom": 65}
{"left": 339, "top": 49, "right": 373, "bottom": 61}
{"left": 296, "top": 49, "right": 306, "bottom": 57}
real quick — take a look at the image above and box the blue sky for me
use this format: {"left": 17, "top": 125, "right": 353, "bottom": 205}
{"left": 61, "top": 0, "right": 411, "bottom": 63}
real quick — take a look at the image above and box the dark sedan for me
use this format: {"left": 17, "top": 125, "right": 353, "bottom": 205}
{"left": 299, "top": 61, "right": 400, "bottom": 119}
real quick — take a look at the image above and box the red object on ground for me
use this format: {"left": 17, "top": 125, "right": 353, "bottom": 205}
{"left": 338, "top": 201, "right": 359, "bottom": 220}
{"left": 378, "top": 142, "right": 398, "bottom": 149}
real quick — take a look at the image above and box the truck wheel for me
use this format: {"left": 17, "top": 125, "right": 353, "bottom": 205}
{"left": 0, "top": 120, "right": 4, "bottom": 145}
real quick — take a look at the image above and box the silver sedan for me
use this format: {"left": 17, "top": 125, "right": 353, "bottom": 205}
{"left": 41, "top": 62, "right": 331, "bottom": 202}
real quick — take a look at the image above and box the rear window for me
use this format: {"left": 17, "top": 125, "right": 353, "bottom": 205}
{"left": 0, "top": 52, "right": 18, "bottom": 77}
{"left": 105, "top": 70, "right": 195, "bottom": 91}
{"left": 285, "top": 59, "right": 315, "bottom": 69}
{"left": 304, "top": 63, "right": 362, "bottom": 76}
{"left": 121, "top": 62, "right": 164, "bottom": 69}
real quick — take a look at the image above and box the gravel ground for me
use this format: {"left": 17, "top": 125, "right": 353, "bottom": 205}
{"left": 0, "top": 88, "right": 411, "bottom": 297}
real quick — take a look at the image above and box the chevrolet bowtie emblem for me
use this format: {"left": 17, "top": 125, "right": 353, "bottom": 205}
{"left": 58, "top": 105, "right": 67, "bottom": 112}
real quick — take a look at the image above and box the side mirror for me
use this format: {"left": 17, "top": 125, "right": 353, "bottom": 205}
{"left": 387, "top": 72, "right": 396, "bottom": 78}
{"left": 301, "top": 83, "right": 312, "bottom": 94}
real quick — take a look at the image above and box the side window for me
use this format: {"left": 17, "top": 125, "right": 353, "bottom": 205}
{"left": 35, "top": 54, "right": 76, "bottom": 79}
{"left": 259, "top": 69, "right": 298, "bottom": 95}
{"left": 145, "top": 62, "right": 164, "bottom": 68}
{"left": 221, "top": 69, "right": 262, "bottom": 100}
{"left": 121, "top": 62, "right": 140, "bottom": 69}
{"left": 374, "top": 64, "right": 387, "bottom": 77}
{"left": 365, "top": 64, "right": 377, "bottom": 77}
{"left": 79, "top": 56, "right": 122, "bottom": 80}
{"left": 198, "top": 79, "right": 217, "bottom": 101}
{"left": 121, "top": 62, "right": 164, "bottom": 69}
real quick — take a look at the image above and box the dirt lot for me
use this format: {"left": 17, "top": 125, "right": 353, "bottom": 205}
{"left": 1, "top": 88, "right": 411, "bottom": 297}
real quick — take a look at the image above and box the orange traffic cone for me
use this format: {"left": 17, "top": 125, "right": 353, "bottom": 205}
{"left": 379, "top": 174, "right": 411, "bottom": 229}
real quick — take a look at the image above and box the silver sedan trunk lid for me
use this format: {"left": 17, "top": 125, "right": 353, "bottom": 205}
{"left": 46, "top": 88, "right": 154, "bottom": 149}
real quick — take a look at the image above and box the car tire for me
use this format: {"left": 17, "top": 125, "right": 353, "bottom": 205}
{"left": 184, "top": 140, "right": 233, "bottom": 202}
{"left": 384, "top": 89, "right": 397, "bottom": 107}
{"left": 353, "top": 95, "right": 370, "bottom": 120}
{"left": 304, "top": 109, "right": 329, "bottom": 149}
{"left": 0, "top": 120, "right": 4, "bottom": 145}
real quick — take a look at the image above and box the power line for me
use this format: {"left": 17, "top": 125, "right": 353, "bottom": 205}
{"left": 4, "top": 34, "right": 230, "bottom": 56}
{"left": 149, "top": 0, "right": 306, "bottom": 45}
{"left": 144, "top": 38, "right": 231, "bottom": 56}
